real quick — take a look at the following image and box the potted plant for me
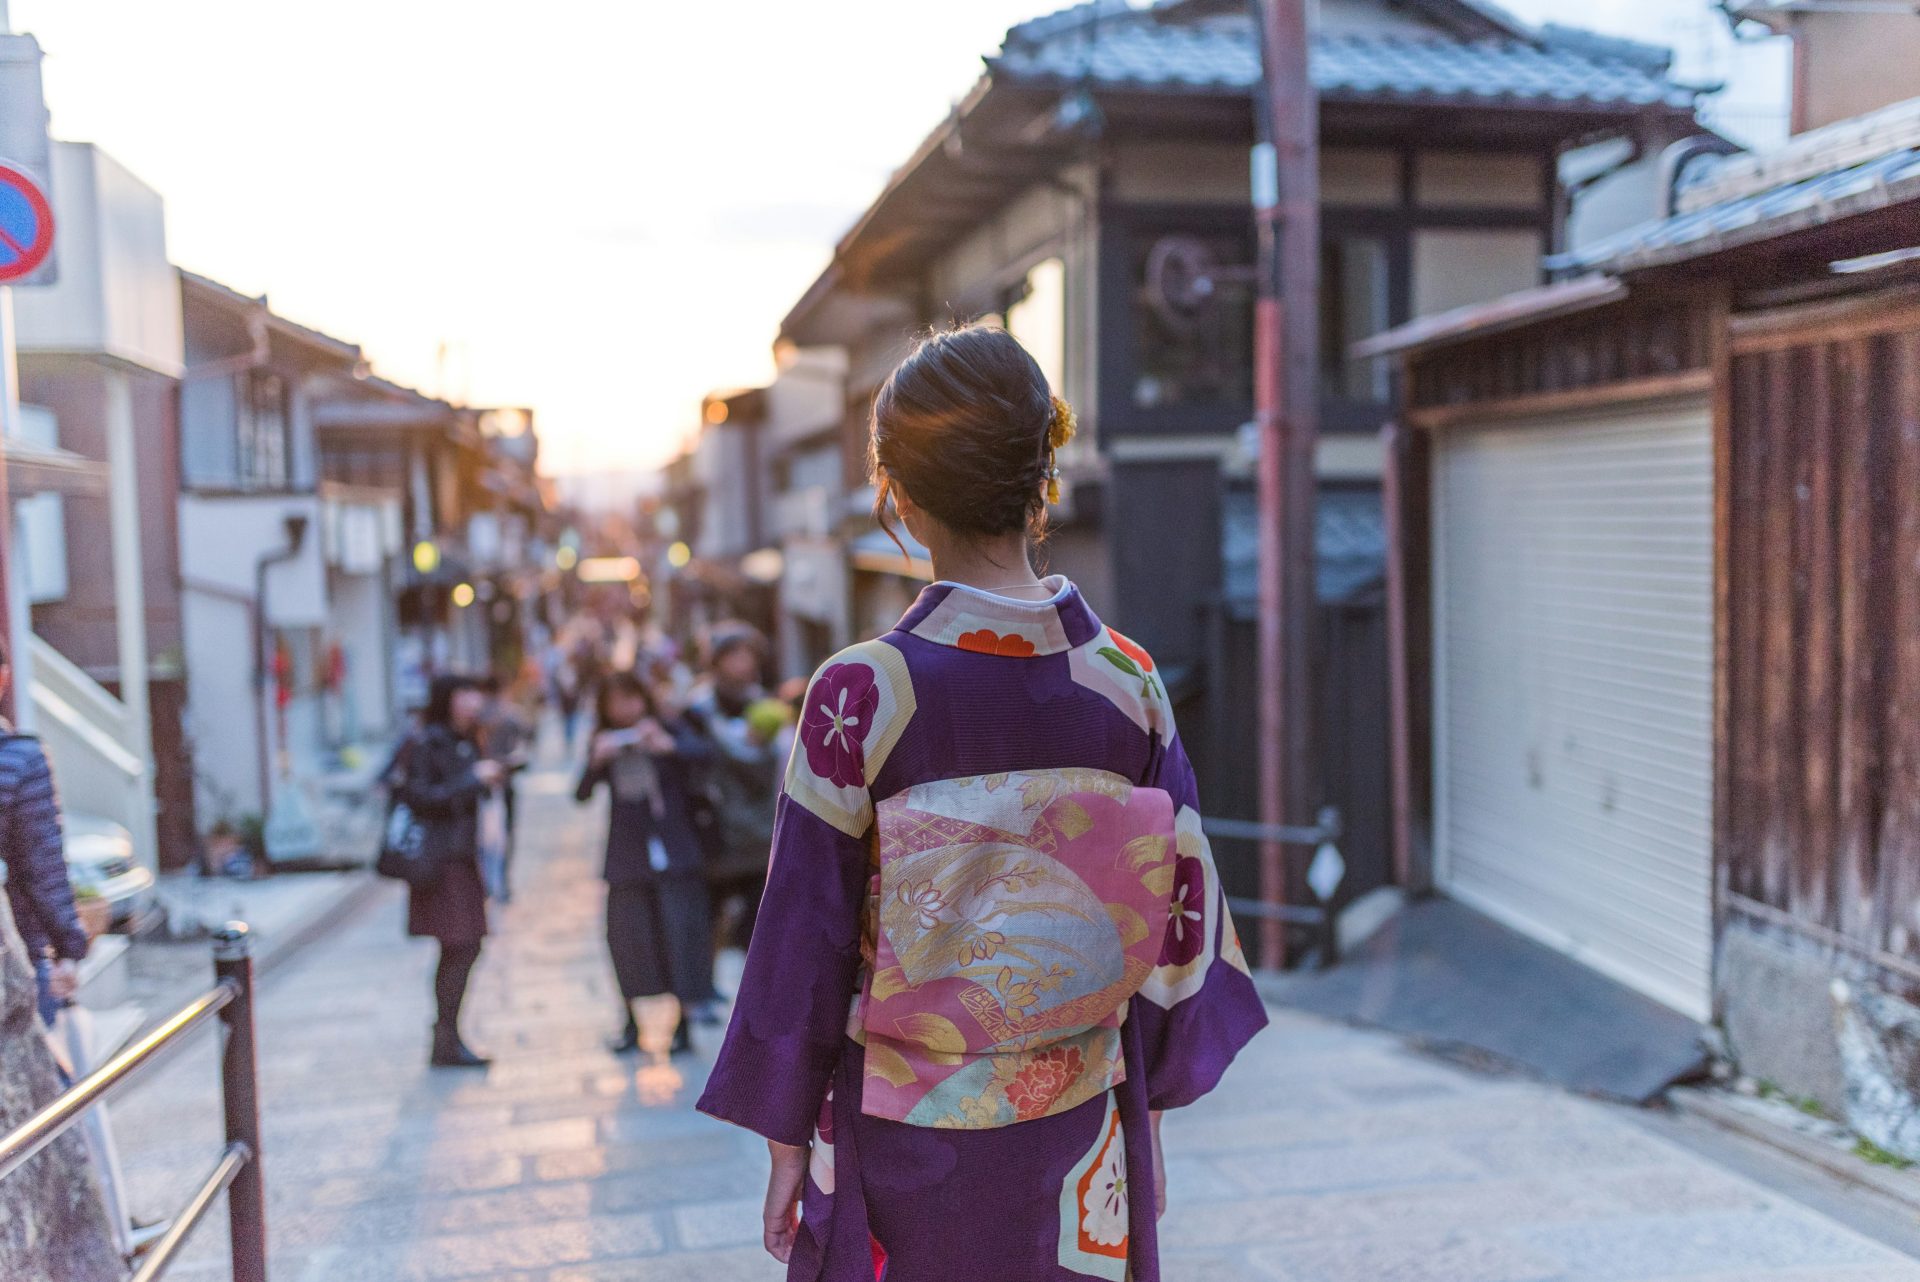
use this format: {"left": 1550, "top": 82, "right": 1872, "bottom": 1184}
{"left": 73, "top": 882, "right": 111, "bottom": 940}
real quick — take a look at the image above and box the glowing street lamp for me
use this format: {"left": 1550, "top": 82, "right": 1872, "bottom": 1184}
{"left": 451, "top": 582, "right": 476, "bottom": 608}
{"left": 666, "top": 541, "right": 692, "bottom": 569}
{"left": 576, "top": 556, "right": 642, "bottom": 584}
{"left": 412, "top": 540, "right": 441, "bottom": 575}
{"left": 555, "top": 545, "right": 578, "bottom": 571}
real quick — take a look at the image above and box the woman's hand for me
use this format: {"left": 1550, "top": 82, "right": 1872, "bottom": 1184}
{"left": 473, "top": 760, "right": 505, "bottom": 787}
{"left": 763, "top": 1140, "right": 808, "bottom": 1262}
{"left": 636, "top": 718, "right": 676, "bottom": 755}
{"left": 1151, "top": 1110, "right": 1167, "bottom": 1219}
{"left": 589, "top": 733, "right": 621, "bottom": 767}
{"left": 47, "top": 958, "right": 79, "bottom": 1001}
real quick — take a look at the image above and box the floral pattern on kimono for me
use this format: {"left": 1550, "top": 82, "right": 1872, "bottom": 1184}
{"left": 858, "top": 768, "right": 1176, "bottom": 1129}
{"left": 784, "top": 640, "right": 917, "bottom": 840}
{"left": 1057, "top": 1093, "right": 1130, "bottom": 1280}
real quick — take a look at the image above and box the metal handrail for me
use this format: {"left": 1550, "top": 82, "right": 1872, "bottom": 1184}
{"left": 0, "top": 921, "right": 268, "bottom": 1282}
{"left": 127, "top": 1141, "right": 252, "bottom": 1282}
{"left": 0, "top": 980, "right": 234, "bottom": 1181}
{"left": 1202, "top": 804, "right": 1342, "bottom": 849}
{"left": 1206, "top": 805, "right": 1346, "bottom": 968}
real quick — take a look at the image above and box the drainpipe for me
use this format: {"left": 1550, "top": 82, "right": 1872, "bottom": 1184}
{"left": 1556, "top": 135, "right": 1642, "bottom": 261}
{"left": 252, "top": 513, "right": 307, "bottom": 809}
{"left": 1659, "top": 134, "right": 1747, "bottom": 216}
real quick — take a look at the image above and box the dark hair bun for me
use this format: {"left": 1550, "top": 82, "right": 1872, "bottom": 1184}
{"left": 870, "top": 326, "right": 1054, "bottom": 539}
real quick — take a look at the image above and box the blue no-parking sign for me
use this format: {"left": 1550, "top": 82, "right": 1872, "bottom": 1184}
{"left": 0, "top": 162, "right": 53, "bottom": 284}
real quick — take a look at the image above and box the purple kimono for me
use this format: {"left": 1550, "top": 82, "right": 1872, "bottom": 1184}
{"left": 698, "top": 578, "right": 1267, "bottom": 1281}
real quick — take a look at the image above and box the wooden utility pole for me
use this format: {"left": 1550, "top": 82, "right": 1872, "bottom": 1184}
{"left": 1249, "top": 0, "right": 1320, "bottom": 967}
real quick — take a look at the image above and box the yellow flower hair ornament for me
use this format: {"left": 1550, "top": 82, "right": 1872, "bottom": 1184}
{"left": 1048, "top": 396, "right": 1078, "bottom": 450}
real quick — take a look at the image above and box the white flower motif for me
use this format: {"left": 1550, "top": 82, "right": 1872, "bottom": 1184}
{"left": 1168, "top": 873, "right": 1203, "bottom": 944}
{"left": 1080, "top": 1125, "right": 1129, "bottom": 1248}
{"left": 819, "top": 685, "right": 862, "bottom": 750}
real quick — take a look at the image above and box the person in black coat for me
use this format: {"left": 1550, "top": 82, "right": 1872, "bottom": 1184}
{"left": 576, "top": 671, "right": 715, "bottom": 1054}
{"left": 394, "top": 675, "right": 503, "bottom": 1069}
{"left": 0, "top": 641, "right": 88, "bottom": 1026}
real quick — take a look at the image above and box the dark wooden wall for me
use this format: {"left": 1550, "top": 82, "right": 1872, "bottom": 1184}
{"left": 1406, "top": 294, "right": 1712, "bottom": 416}
{"left": 1203, "top": 592, "right": 1393, "bottom": 969}
{"left": 1723, "top": 290, "right": 1920, "bottom": 981}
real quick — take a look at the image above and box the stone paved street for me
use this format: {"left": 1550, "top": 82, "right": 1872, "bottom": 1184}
{"left": 104, "top": 755, "right": 1920, "bottom": 1282}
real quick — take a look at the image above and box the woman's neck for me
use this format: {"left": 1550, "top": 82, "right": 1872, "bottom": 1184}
{"left": 930, "top": 533, "right": 1046, "bottom": 596}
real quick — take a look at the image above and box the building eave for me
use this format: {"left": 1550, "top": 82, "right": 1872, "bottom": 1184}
{"left": 1353, "top": 273, "right": 1628, "bottom": 359}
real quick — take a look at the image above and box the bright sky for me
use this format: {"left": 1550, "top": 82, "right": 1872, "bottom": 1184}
{"left": 12, "top": 1, "right": 1786, "bottom": 478}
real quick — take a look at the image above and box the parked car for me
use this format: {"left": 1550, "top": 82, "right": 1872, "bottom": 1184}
{"left": 63, "top": 814, "right": 155, "bottom": 930}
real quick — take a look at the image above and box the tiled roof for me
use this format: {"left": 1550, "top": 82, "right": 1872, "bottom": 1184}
{"left": 1552, "top": 97, "right": 1920, "bottom": 274}
{"left": 991, "top": 6, "right": 1697, "bottom": 113}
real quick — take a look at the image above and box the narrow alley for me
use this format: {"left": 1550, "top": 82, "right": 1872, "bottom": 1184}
{"left": 97, "top": 747, "right": 1920, "bottom": 1282}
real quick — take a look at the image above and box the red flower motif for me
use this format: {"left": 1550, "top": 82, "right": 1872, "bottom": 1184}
{"left": 1108, "top": 629, "right": 1155, "bottom": 673}
{"left": 799, "top": 663, "right": 879, "bottom": 789}
{"left": 1005, "top": 1044, "right": 1087, "bottom": 1121}
{"left": 1160, "top": 855, "right": 1207, "bottom": 967}
{"left": 956, "top": 628, "right": 1037, "bottom": 658}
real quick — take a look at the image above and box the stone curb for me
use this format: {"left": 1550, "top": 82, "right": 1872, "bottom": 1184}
{"left": 248, "top": 872, "right": 389, "bottom": 980}
{"left": 1669, "top": 1086, "right": 1920, "bottom": 1212}
{"left": 126, "top": 873, "right": 390, "bottom": 1045}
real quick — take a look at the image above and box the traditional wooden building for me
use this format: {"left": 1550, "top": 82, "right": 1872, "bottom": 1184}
{"left": 1367, "top": 94, "right": 1920, "bottom": 1114}
{"left": 774, "top": 0, "right": 1706, "bottom": 958}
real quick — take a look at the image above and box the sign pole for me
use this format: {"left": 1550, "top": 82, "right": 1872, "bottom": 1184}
{"left": 0, "top": 7, "right": 51, "bottom": 726}
{"left": 0, "top": 284, "right": 17, "bottom": 725}
{"left": 0, "top": 0, "right": 15, "bottom": 721}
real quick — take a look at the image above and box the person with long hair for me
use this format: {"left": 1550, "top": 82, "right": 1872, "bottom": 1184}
{"left": 685, "top": 623, "right": 781, "bottom": 952}
{"left": 395, "top": 674, "right": 501, "bottom": 1069}
{"left": 698, "top": 326, "right": 1266, "bottom": 1280}
{"left": 576, "top": 670, "right": 715, "bottom": 1054}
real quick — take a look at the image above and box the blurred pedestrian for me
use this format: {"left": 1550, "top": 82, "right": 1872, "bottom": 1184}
{"left": 394, "top": 674, "right": 503, "bottom": 1069}
{"left": 686, "top": 624, "right": 780, "bottom": 950}
{"left": 0, "top": 638, "right": 88, "bottom": 1027}
{"left": 570, "top": 633, "right": 611, "bottom": 750}
{"left": 477, "top": 675, "right": 532, "bottom": 904}
{"left": 577, "top": 671, "right": 714, "bottom": 1055}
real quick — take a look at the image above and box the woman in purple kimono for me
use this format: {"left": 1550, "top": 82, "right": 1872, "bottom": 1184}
{"left": 698, "top": 326, "right": 1266, "bottom": 1281}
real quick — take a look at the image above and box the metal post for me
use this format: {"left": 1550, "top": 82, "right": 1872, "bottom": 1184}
{"left": 212, "top": 922, "right": 267, "bottom": 1282}
{"left": 1316, "top": 805, "right": 1342, "bottom": 968}
{"left": 1248, "top": 0, "right": 1322, "bottom": 969}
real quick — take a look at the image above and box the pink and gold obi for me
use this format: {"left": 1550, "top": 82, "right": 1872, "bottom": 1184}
{"left": 852, "top": 768, "right": 1178, "bottom": 1129}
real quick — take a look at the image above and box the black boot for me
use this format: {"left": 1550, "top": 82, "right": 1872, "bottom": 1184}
{"left": 608, "top": 1015, "right": 641, "bottom": 1055}
{"left": 670, "top": 1015, "right": 693, "bottom": 1055}
{"left": 430, "top": 1024, "right": 490, "bottom": 1069}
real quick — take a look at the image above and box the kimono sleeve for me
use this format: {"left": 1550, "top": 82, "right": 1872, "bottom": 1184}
{"left": 1133, "top": 729, "right": 1268, "bottom": 1111}
{"left": 697, "top": 643, "right": 916, "bottom": 1147}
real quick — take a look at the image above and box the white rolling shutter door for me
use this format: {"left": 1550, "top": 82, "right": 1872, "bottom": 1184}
{"left": 1433, "top": 399, "right": 1714, "bottom": 1021}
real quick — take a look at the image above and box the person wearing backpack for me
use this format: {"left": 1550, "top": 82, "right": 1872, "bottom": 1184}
{"left": 392, "top": 674, "right": 502, "bottom": 1069}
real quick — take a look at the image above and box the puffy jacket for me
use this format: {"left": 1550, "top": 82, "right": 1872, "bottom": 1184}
{"left": 0, "top": 729, "right": 87, "bottom": 962}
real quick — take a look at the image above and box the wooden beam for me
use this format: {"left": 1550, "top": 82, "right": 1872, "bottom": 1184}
{"left": 1405, "top": 368, "right": 1713, "bottom": 431}
{"left": 1731, "top": 286, "right": 1920, "bottom": 356}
